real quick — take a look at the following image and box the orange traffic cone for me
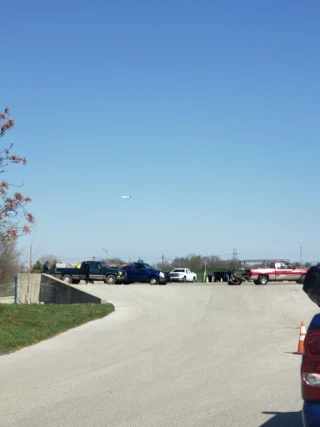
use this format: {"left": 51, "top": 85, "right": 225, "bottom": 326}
{"left": 297, "top": 321, "right": 306, "bottom": 354}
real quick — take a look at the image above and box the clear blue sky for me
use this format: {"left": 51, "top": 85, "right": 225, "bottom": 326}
{"left": 1, "top": 0, "right": 320, "bottom": 264}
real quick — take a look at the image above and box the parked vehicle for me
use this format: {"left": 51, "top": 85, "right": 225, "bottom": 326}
{"left": 301, "top": 264, "right": 320, "bottom": 426}
{"left": 210, "top": 271, "right": 230, "bottom": 282}
{"left": 122, "top": 261, "right": 170, "bottom": 285}
{"left": 243, "top": 260, "right": 308, "bottom": 285}
{"left": 55, "top": 261, "right": 127, "bottom": 284}
{"left": 301, "top": 314, "right": 320, "bottom": 427}
{"left": 169, "top": 268, "right": 197, "bottom": 282}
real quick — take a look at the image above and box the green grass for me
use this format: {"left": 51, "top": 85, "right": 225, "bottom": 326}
{"left": 0, "top": 303, "right": 115, "bottom": 355}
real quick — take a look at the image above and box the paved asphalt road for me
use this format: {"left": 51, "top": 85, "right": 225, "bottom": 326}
{"left": 0, "top": 283, "right": 319, "bottom": 427}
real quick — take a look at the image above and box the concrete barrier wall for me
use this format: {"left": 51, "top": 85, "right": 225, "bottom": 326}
{"left": 17, "top": 274, "right": 103, "bottom": 305}
{"left": 17, "top": 273, "right": 42, "bottom": 304}
{"left": 39, "top": 275, "right": 102, "bottom": 304}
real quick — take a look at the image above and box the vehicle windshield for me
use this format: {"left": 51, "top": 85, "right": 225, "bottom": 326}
{"left": 172, "top": 269, "right": 184, "bottom": 272}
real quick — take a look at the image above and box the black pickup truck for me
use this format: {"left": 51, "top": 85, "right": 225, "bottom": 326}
{"left": 55, "top": 261, "right": 127, "bottom": 284}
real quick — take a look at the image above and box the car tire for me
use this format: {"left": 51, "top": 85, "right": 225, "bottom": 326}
{"left": 254, "top": 280, "right": 259, "bottom": 285}
{"left": 258, "top": 275, "right": 268, "bottom": 285}
{"left": 72, "top": 280, "right": 80, "bottom": 284}
{"left": 193, "top": 277, "right": 196, "bottom": 282}
{"left": 106, "top": 275, "right": 116, "bottom": 285}
{"left": 297, "top": 275, "right": 306, "bottom": 284}
{"left": 183, "top": 276, "right": 186, "bottom": 283}
{"left": 150, "top": 276, "right": 159, "bottom": 285}
{"left": 62, "top": 274, "right": 73, "bottom": 284}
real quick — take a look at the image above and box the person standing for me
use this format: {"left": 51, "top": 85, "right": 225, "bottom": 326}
{"left": 224, "top": 271, "right": 231, "bottom": 284}
{"left": 42, "top": 261, "right": 49, "bottom": 273}
{"left": 84, "top": 262, "right": 90, "bottom": 284}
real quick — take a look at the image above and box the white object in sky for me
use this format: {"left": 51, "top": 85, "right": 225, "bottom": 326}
{"left": 121, "top": 195, "right": 131, "bottom": 199}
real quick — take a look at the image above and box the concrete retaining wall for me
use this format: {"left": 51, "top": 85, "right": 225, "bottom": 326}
{"left": 17, "top": 273, "right": 42, "bottom": 304}
{"left": 39, "top": 275, "right": 102, "bottom": 304}
{"left": 17, "top": 274, "right": 104, "bottom": 305}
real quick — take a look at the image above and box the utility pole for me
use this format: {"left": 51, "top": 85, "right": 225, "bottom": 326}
{"left": 29, "top": 223, "right": 37, "bottom": 273}
{"left": 232, "top": 248, "right": 238, "bottom": 269}
{"left": 161, "top": 255, "right": 164, "bottom": 264}
{"left": 101, "top": 248, "right": 108, "bottom": 261}
{"left": 29, "top": 244, "right": 32, "bottom": 272}
{"left": 300, "top": 246, "right": 303, "bottom": 264}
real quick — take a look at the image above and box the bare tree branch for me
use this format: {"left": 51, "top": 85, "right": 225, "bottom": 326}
{"left": 0, "top": 108, "right": 35, "bottom": 240}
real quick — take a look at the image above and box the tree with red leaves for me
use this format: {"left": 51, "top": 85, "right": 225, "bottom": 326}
{"left": 0, "top": 107, "right": 35, "bottom": 240}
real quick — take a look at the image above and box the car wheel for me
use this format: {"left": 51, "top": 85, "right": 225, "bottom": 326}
{"left": 62, "top": 274, "right": 72, "bottom": 284}
{"left": 193, "top": 277, "right": 196, "bottom": 282}
{"left": 106, "top": 275, "right": 116, "bottom": 285}
{"left": 258, "top": 275, "right": 268, "bottom": 285}
{"left": 297, "top": 275, "right": 306, "bottom": 284}
{"left": 254, "top": 280, "right": 259, "bottom": 285}
{"left": 183, "top": 276, "right": 186, "bottom": 282}
{"left": 72, "top": 280, "right": 80, "bottom": 284}
{"left": 150, "top": 276, "right": 159, "bottom": 285}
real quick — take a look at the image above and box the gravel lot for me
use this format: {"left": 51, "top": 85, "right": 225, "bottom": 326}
{"left": 0, "top": 283, "right": 318, "bottom": 427}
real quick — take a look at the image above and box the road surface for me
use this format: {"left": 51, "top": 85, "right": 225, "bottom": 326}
{"left": 0, "top": 284, "right": 318, "bottom": 427}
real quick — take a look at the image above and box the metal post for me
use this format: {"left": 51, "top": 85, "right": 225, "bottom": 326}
{"left": 14, "top": 276, "right": 17, "bottom": 303}
{"left": 29, "top": 244, "right": 32, "bottom": 272}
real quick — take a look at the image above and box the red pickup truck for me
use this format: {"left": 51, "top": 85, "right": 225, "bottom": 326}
{"left": 243, "top": 261, "right": 308, "bottom": 285}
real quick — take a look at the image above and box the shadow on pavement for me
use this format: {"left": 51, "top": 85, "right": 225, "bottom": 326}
{"left": 260, "top": 411, "right": 303, "bottom": 427}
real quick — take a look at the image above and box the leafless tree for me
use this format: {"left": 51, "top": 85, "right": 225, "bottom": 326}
{"left": 104, "top": 257, "right": 126, "bottom": 267}
{"left": 0, "top": 240, "right": 20, "bottom": 283}
{"left": 0, "top": 240, "right": 21, "bottom": 296}
{"left": 37, "top": 255, "right": 59, "bottom": 268}
{"left": 0, "top": 107, "right": 35, "bottom": 240}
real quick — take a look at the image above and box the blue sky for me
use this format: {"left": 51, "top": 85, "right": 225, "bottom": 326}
{"left": 1, "top": 0, "right": 320, "bottom": 265}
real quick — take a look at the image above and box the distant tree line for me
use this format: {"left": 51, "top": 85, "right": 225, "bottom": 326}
{"left": 98, "top": 255, "right": 313, "bottom": 274}
{"left": 31, "top": 255, "right": 58, "bottom": 274}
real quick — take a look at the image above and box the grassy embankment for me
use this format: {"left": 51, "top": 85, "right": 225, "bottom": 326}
{"left": 0, "top": 303, "right": 114, "bottom": 355}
